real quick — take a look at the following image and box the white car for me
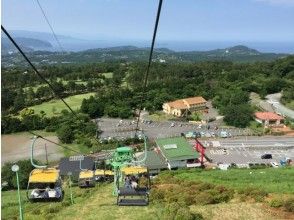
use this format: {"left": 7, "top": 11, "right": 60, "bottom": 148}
{"left": 270, "top": 162, "right": 279, "bottom": 168}
{"left": 170, "top": 123, "right": 175, "bottom": 127}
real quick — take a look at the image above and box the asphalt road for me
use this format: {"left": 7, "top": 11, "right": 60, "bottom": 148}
{"left": 266, "top": 93, "right": 294, "bottom": 119}
{"left": 98, "top": 118, "right": 252, "bottom": 140}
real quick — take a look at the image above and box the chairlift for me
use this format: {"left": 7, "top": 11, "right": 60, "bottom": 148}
{"left": 78, "top": 159, "right": 95, "bottom": 188}
{"left": 116, "top": 166, "right": 150, "bottom": 206}
{"left": 27, "top": 136, "right": 63, "bottom": 202}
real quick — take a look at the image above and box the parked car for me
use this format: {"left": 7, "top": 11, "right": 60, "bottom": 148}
{"left": 170, "top": 123, "right": 175, "bottom": 127}
{"left": 220, "top": 131, "right": 228, "bottom": 138}
{"left": 270, "top": 162, "right": 279, "bottom": 168}
{"left": 261, "top": 154, "right": 272, "bottom": 159}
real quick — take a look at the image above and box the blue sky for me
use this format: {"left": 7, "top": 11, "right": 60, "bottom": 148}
{"left": 2, "top": 0, "right": 294, "bottom": 42}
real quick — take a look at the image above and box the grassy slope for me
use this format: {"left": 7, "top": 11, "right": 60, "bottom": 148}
{"left": 2, "top": 168, "right": 293, "bottom": 220}
{"left": 29, "top": 92, "right": 95, "bottom": 117}
{"left": 172, "top": 167, "right": 294, "bottom": 194}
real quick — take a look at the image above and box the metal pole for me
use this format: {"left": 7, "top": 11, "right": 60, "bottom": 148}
{"left": 45, "top": 144, "right": 48, "bottom": 165}
{"left": 15, "top": 171, "right": 24, "bottom": 220}
{"left": 68, "top": 174, "right": 74, "bottom": 204}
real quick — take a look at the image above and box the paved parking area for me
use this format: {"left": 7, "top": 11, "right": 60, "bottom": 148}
{"left": 196, "top": 137, "right": 294, "bottom": 164}
{"left": 98, "top": 118, "right": 252, "bottom": 140}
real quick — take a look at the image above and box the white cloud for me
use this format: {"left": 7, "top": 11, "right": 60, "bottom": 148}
{"left": 255, "top": 0, "right": 294, "bottom": 6}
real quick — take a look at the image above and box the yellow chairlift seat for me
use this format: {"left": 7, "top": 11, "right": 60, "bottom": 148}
{"left": 79, "top": 170, "right": 94, "bottom": 179}
{"left": 121, "top": 166, "right": 147, "bottom": 175}
{"left": 29, "top": 168, "right": 60, "bottom": 183}
{"left": 94, "top": 169, "right": 105, "bottom": 176}
{"left": 79, "top": 170, "right": 95, "bottom": 188}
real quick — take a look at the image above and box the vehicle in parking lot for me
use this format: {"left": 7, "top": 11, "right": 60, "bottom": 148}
{"left": 270, "top": 162, "right": 279, "bottom": 168}
{"left": 220, "top": 131, "right": 229, "bottom": 138}
{"left": 170, "top": 122, "right": 175, "bottom": 127}
{"left": 261, "top": 154, "right": 272, "bottom": 159}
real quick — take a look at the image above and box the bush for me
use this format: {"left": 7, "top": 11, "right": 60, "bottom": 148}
{"left": 238, "top": 187, "right": 268, "bottom": 202}
{"left": 269, "top": 199, "right": 283, "bottom": 208}
{"left": 1, "top": 159, "right": 38, "bottom": 190}
{"left": 283, "top": 198, "right": 294, "bottom": 212}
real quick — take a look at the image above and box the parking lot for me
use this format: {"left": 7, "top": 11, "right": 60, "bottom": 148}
{"left": 194, "top": 137, "right": 294, "bottom": 165}
{"left": 98, "top": 118, "right": 252, "bottom": 140}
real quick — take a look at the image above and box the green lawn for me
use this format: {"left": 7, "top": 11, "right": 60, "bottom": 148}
{"left": 102, "top": 72, "right": 113, "bottom": 79}
{"left": 2, "top": 168, "right": 293, "bottom": 219}
{"left": 1, "top": 184, "right": 158, "bottom": 220}
{"left": 29, "top": 92, "right": 95, "bottom": 117}
{"left": 24, "top": 80, "right": 88, "bottom": 92}
{"left": 285, "top": 100, "right": 294, "bottom": 111}
{"left": 171, "top": 167, "right": 294, "bottom": 194}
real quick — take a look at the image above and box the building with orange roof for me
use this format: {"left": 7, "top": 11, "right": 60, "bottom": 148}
{"left": 255, "top": 112, "right": 284, "bottom": 126}
{"left": 163, "top": 96, "right": 207, "bottom": 117}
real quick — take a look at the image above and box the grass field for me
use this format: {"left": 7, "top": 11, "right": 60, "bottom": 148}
{"left": 171, "top": 167, "right": 294, "bottom": 194}
{"left": 2, "top": 168, "right": 293, "bottom": 220}
{"left": 29, "top": 92, "right": 95, "bottom": 117}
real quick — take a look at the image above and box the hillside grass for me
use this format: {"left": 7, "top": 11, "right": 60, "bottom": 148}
{"left": 170, "top": 167, "right": 294, "bottom": 194}
{"left": 29, "top": 92, "right": 95, "bottom": 117}
{"left": 2, "top": 168, "right": 293, "bottom": 219}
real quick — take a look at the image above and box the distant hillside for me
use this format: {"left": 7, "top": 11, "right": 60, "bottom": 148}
{"left": 1, "top": 44, "right": 288, "bottom": 66}
{"left": 1, "top": 37, "right": 52, "bottom": 54}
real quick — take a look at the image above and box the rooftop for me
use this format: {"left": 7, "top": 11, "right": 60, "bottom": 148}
{"left": 183, "top": 96, "right": 207, "bottom": 105}
{"left": 137, "top": 150, "right": 168, "bottom": 170}
{"left": 165, "top": 96, "right": 207, "bottom": 110}
{"left": 156, "top": 137, "right": 199, "bottom": 161}
{"left": 255, "top": 112, "right": 284, "bottom": 120}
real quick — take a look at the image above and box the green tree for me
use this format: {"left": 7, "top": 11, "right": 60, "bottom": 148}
{"left": 224, "top": 104, "right": 253, "bottom": 128}
{"left": 57, "top": 124, "right": 75, "bottom": 144}
{"left": 1, "top": 159, "right": 37, "bottom": 190}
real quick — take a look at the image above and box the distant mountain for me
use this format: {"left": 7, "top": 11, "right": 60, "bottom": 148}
{"left": 1, "top": 37, "right": 53, "bottom": 54}
{"left": 1, "top": 44, "right": 289, "bottom": 67}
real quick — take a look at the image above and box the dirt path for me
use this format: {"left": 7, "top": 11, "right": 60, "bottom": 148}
{"left": 1, "top": 133, "right": 64, "bottom": 165}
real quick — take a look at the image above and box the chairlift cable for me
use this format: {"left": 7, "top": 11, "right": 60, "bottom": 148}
{"left": 1, "top": 25, "right": 77, "bottom": 118}
{"left": 135, "top": 0, "right": 163, "bottom": 135}
{"left": 35, "top": 0, "right": 65, "bottom": 53}
{"left": 28, "top": 131, "right": 81, "bottom": 154}
{"left": 2, "top": 25, "right": 101, "bottom": 145}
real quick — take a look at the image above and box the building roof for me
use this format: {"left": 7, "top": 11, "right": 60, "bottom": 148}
{"left": 29, "top": 168, "right": 59, "bottom": 183}
{"left": 167, "top": 100, "right": 187, "bottom": 110}
{"left": 255, "top": 112, "right": 284, "bottom": 120}
{"left": 58, "top": 156, "right": 95, "bottom": 177}
{"left": 183, "top": 96, "right": 207, "bottom": 105}
{"left": 156, "top": 137, "right": 199, "bottom": 161}
{"left": 165, "top": 96, "right": 207, "bottom": 110}
{"left": 138, "top": 150, "right": 168, "bottom": 170}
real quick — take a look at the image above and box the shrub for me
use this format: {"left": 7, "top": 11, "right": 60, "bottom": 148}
{"left": 238, "top": 187, "right": 268, "bottom": 202}
{"left": 269, "top": 199, "right": 283, "bottom": 208}
{"left": 283, "top": 198, "right": 294, "bottom": 212}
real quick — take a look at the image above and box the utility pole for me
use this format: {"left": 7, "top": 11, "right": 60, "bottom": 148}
{"left": 67, "top": 172, "right": 74, "bottom": 204}
{"left": 44, "top": 143, "right": 48, "bottom": 165}
{"left": 11, "top": 164, "right": 24, "bottom": 220}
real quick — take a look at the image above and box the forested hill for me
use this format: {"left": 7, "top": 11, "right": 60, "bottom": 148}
{"left": 2, "top": 45, "right": 288, "bottom": 66}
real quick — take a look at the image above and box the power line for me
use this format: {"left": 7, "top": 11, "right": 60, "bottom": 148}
{"left": 28, "top": 131, "right": 81, "bottom": 154}
{"left": 135, "top": 0, "right": 163, "bottom": 134}
{"left": 1, "top": 25, "right": 77, "bottom": 117}
{"left": 35, "top": 0, "right": 65, "bottom": 53}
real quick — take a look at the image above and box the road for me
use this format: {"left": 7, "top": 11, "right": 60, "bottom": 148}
{"left": 98, "top": 118, "right": 252, "bottom": 140}
{"left": 266, "top": 93, "right": 294, "bottom": 119}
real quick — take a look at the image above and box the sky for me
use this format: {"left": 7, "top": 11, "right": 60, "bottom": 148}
{"left": 2, "top": 0, "right": 294, "bottom": 42}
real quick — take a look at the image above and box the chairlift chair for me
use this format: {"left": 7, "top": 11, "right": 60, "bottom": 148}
{"left": 116, "top": 166, "right": 150, "bottom": 206}
{"left": 78, "top": 170, "right": 95, "bottom": 188}
{"left": 27, "top": 168, "right": 63, "bottom": 202}
{"left": 94, "top": 169, "right": 114, "bottom": 182}
{"left": 27, "top": 136, "right": 63, "bottom": 202}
